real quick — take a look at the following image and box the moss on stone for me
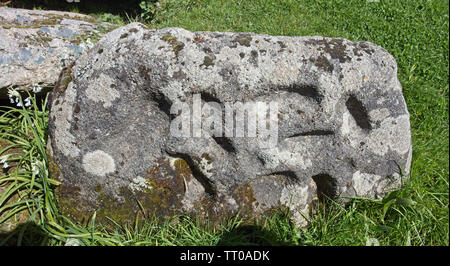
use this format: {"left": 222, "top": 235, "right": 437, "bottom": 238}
{"left": 1, "top": 24, "right": 42, "bottom": 29}
{"left": 94, "top": 184, "right": 102, "bottom": 193}
{"left": 161, "top": 34, "right": 185, "bottom": 57}
{"left": 94, "top": 187, "right": 140, "bottom": 226}
{"left": 232, "top": 34, "right": 252, "bottom": 47}
{"left": 54, "top": 184, "right": 92, "bottom": 225}
{"left": 233, "top": 182, "right": 257, "bottom": 218}
{"left": 46, "top": 149, "right": 61, "bottom": 181}
{"left": 161, "top": 34, "right": 177, "bottom": 42}
{"left": 74, "top": 30, "right": 103, "bottom": 45}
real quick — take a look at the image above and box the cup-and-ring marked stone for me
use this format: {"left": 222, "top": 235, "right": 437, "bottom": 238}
{"left": 48, "top": 23, "right": 412, "bottom": 227}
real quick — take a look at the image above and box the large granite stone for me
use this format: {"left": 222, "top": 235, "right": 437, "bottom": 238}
{"left": 47, "top": 23, "right": 412, "bottom": 227}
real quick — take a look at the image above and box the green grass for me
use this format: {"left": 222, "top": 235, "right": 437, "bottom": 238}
{"left": 0, "top": 0, "right": 448, "bottom": 246}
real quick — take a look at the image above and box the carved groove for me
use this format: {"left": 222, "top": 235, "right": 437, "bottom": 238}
{"left": 268, "top": 170, "right": 298, "bottom": 181}
{"left": 170, "top": 153, "right": 217, "bottom": 198}
{"left": 287, "top": 130, "right": 334, "bottom": 138}
{"left": 212, "top": 136, "right": 236, "bottom": 153}
{"left": 345, "top": 95, "right": 372, "bottom": 130}
{"left": 150, "top": 91, "right": 174, "bottom": 119}
{"left": 201, "top": 92, "right": 221, "bottom": 103}
{"left": 279, "top": 84, "right": 323, "bottom": 103}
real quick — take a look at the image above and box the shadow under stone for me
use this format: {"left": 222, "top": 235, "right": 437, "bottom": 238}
{"left": 9, "top": 0, "right": 143, "bottom": 18}
{"left": 0, "top": 221, "right": 50, "bottom": 246}
{"left": 217, "top": 224, "right": 293, "bottom": 246}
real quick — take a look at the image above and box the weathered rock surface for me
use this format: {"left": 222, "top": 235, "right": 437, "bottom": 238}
{"left": 0, "top": 7, "right": 115, "bottom": 98}
{"left": 48, "top": 23, "right": 412, "bottom": 227}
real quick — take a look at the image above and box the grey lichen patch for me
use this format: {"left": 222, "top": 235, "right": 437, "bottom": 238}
{"left": 369, "top": 108, "right": 390, "bottom": 122}
{"left": 354, "top": 42, "right": 375, "bottom": 56}
{"left": 85, "top": 74, "right": 120, "bottom": 108}
{"left": 321, "top": 38, "right": 351, "bottom": 63}
{"left": 306, "top": 38, "right": 352, "bottom": 63}
{"left": 232, "top": 33, "right": 252, "bottom": 47}
{"left": 46, "top": 144, "right": 61, "bottom": 181}
{"left": 82, "top": 150, "right": 116, "bottom": 177}
{"left": 1, "top": 8, "right": 116, "bottom": 96}
{"left": 172, "top": 69, "right": 187, "bottom": 80}
{"left": 249, "top": 50, "right": 258, "bottom": 66}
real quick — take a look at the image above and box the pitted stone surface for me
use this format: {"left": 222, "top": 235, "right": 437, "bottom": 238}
{"left": 0, "top": 7, "right": 115, "bottom": 98}
{"left": 48, "top": 23, "right": 412, "bottom": 227}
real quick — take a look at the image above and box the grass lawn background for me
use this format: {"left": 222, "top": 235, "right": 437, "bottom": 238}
{"left": 0, "top": 0, "right": 448, "bottom": 246}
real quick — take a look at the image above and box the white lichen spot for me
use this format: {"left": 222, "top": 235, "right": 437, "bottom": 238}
{"left": 129, "top": 176, "right": 152, "bottom": 192}
{"left": 352, "top": 171, "right": 382, "bottom": 197}
{"left": 82, "top": 150, "right": 116, "bottom": 177}
{"left": 85, "top": 73, "right": 120, "bottom": 108}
